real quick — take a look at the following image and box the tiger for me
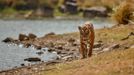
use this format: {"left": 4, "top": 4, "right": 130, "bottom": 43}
{"left": 78, "top": 22, "right": 95, "bottom": 59}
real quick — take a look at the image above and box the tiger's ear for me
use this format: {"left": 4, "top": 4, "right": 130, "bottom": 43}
{"left": 78, "top": 26, "right": 81, "bottom": 30}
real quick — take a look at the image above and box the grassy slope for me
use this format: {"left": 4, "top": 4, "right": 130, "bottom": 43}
{"left": 41, "top": 25, "right": 134, "bottom": 75}
{"left": 42, "top": 48, "right": 134, "bottom": 75}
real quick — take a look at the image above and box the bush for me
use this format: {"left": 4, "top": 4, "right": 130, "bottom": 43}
{"left": 112, "top": 0, "right": 134, "bottom": 24}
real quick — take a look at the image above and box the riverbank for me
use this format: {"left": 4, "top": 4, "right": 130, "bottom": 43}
{"left": 1, "top": 24, "right": 134, "bottom": 75}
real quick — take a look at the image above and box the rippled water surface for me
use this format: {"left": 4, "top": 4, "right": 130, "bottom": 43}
{"left": 0, "top": 19, "right": 113, "bottom": 71}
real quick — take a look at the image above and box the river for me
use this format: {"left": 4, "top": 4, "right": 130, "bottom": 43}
{"left": 0, "top": 19, "right": 113, "bottom": 71}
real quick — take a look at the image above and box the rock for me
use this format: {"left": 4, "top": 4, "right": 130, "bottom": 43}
{"left": 103, "top": 44, "right": 120, "bottom": 52}
{"left": 36, "top": 51, "right": 44, "bottom": 55}
{"left": 19, "top": 34, "right": 29, "bottom": 41}
{"left": 2, "top": 37, "right": 14, "bottom": 43}
{"left": 111, "top": 44, "right": 120, "bottom": 49}
{"left": 44, "top": 32, "right": 55, "bottom": 37}
{"left": 20, "top": 63, "right": 25, "bottom": 66}
{"left": 57, "top": 50, "right": 62, "bottom": 54}
{"left": 24, "top": 43, "right": 31, "bottom": 48}
{"left": 124, "top": 46, "right": 129, "bottom": 49}
{"left": 55, "top": 45, "right": 63, "bottom": 50}
{"left": 47, "top": 48, "right": 55, "bottom": 52}
{"left": 28, "top": 33, "right": 37, "bottom": 39}
{"left": 72, "top": 43, "right": 77, "bottom": 46}
{"left": 62, "top": 55, "right": 73, "bottom": 61}
{"left": 59, "top": 0, "right": 78, "bottom": 14}
{"left": 34, "top": 45, "right": 42, "bottom": 50}
{"left": 13, "top": 40, "right": 20, "bottom": 45}
{"left": 93, "top": 48, "right": 101, "bottom": 51}
{"left": 24, "top": 57, "right": 41, "bottom": 62}
{"left": 93, "top": 42, "right": 103, "bottom": 48}
{"left": 46, "top": 60, "right": 61, "bottom": 65}
{"left": 83, "top": 6, "right": 108, "bottom": 18}
{"left": 103, "top": 47, "right": 110, "bottom": 52}
{"left": 64, "top": 0, "right": 78, "bottom": 14}
{"left": 68, "top": 38, "right": 75, "bottom": 43}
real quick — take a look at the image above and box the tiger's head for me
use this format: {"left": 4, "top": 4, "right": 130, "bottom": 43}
{"left": 78, "top": 22, "right": 93, "bottom": 38}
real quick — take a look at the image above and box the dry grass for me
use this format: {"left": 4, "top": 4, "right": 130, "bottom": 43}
{"left": 42, "top": 48, "right": 134, "bottom": 75}
{"left": 53, "top": 25, "right": 134, "bottom": 45}
{"left": 77, "top": 0, "right": 123, "bottom": 9}
{"left": 112, "top": 0, "right": 134, "bottom": 24}
{"left": 41, "top": 25, "right": 134, "bottom": 75}
{"left": 95, "top": 25, "right": 134, "bottom": 43}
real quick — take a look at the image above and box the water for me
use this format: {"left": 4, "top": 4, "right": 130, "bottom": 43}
{"left": 0, "top": 19, "right": 113, "bottom": 71}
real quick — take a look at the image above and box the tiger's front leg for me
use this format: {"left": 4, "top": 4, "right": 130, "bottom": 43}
{"left": 88, "top": 31, "right": 95, "bottom": 57}
{"left": 79, "top": 41, "right": 87, "bottom": 59}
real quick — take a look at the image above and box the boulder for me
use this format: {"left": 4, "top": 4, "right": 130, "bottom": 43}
{"left": 64, "top": 0, "right": 78, "bottom": 14}
{"left": 59, "top": 0, "right": 78, "bottom": 14}
{"left": 19, "top": 34, "right": 29, "bottom": 41}
{"left": 24, "top": 57, "right": 41, "bottom": 62}
{"left": 83, "top": 6, "right": 108, "bottom": 18}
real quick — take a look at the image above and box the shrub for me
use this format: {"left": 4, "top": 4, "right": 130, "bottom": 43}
{"left": 112, "top": 0, "right": 134, "bottom": 24}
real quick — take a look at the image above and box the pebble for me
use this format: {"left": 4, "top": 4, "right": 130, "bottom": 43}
{"left": 18, "top": 44, "right": 24, "bottom": 48}
{"left": 103, "top": 48, "right": 110, "bottom": 52}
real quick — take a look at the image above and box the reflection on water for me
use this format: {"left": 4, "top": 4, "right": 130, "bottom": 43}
{"left": 0, "top": 19, "right": 113, "bottom": 71}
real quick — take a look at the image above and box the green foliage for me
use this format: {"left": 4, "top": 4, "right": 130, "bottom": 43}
{"left": 1, "top": 7, "right": 16, "bottom": 14}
